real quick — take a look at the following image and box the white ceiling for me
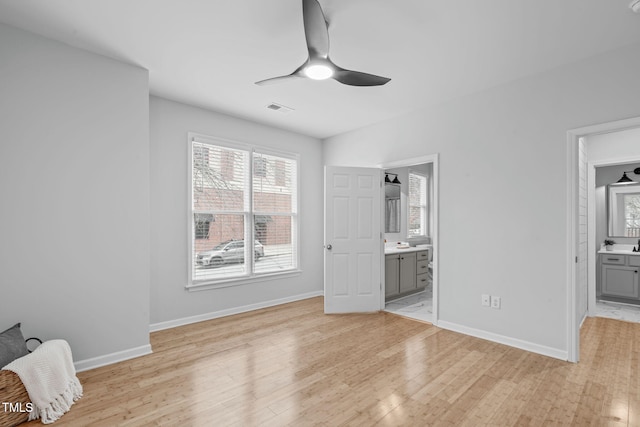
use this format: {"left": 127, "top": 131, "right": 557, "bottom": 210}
{"left": 1, "top": 0, "right": 639, "bottom": 139}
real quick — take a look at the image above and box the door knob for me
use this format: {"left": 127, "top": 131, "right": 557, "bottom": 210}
{"left": 325, "top": 244, "right": 332, "bottom": 250}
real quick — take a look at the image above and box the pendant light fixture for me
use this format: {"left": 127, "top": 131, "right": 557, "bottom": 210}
{"left": 613, "top": 167, "right": 640, "bottom": 185}
{"left": 385, "top": 173, "right": 401, "bottom": 184}
{"left": 616, "top": 172, "right": 634, "bottom": 184}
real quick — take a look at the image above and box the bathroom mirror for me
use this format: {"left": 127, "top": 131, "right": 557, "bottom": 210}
{"left": 385, "top": 184, "right": 401, "bottom": 233}
{"left": 608, "top": 182, "right": 640, "bottom": 237}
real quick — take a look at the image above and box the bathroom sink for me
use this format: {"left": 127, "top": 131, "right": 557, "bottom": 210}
{"left": 600, "top": 244, "right": 640, "bottom": 255}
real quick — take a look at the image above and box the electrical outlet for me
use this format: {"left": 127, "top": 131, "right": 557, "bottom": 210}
{"left": 481, "top": 294, "right": 491, "bottom": 307}
{"left": 491, "top": 296, "right": 501, "bottom": 309}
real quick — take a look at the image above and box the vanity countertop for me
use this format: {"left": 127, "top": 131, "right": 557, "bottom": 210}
{"left": 385, "top": 245, "right": 431, "bottom": 255}
{"left": 598, "top": 244, "right": 640, "bottom": 255}
{"left": 598, "top": 249, "right": 640, "bottom": 256}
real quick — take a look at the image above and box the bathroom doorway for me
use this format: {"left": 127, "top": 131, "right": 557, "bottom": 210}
{"left": 568, "top": 117, "right": 640, "bottom": 362}
{"left": 585, "top": 134, "right": 640, "bottom": 322}
{"left": 378, "top": 154, "right": 439, "bottom": 324}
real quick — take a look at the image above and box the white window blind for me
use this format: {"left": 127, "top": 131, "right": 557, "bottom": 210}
{"left": 190, "top": 136, "right": 298, "bottom": 286}
{"left": 408, "top": 172, "right": 427, "bottom": 237}
{"left": 252, "top": 152, "right": 297, "bottom": 274}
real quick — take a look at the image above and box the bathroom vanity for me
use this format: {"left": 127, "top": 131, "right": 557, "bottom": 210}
{"left": 385, "top": 247, "right": 430, "bottom": 300}
{"left": 598, "top": 180, "right": 640, "bottom": 304}
{"left": 599, "top": 247, "right": 640, "bottom": 303}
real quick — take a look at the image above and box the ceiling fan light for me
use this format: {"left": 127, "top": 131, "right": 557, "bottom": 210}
{"left": 304, "top": 64, "right": 333, "bottom": 80}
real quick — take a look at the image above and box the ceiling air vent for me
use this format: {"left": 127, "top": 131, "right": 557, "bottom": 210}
{"left": 266, "top": 102, "right": 294, "bottom": 114}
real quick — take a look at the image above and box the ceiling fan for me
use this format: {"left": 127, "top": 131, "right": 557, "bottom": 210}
{"left": 255, "top": 0, "right": 391, "bottom": 87}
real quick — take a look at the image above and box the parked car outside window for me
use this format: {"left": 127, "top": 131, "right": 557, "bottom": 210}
{"left": 196, "top": 240, "right": 264, "bottom": 267}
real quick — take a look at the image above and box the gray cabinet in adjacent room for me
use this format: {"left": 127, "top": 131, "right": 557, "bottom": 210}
{"left": 398, "top": 253, "right": 417, "bottom": 293}
{"left": 385, "top": 250, "right": 430, "bottom": 300}
{"left": 600, "top": 254, "right": 640, "bottom": 301}
{"left": 385, "top": 254, "right": 400, "bottom": 297}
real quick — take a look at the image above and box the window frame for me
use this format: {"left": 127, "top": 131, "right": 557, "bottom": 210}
{"left": 407, "top": 170, "right": 428, "bottom": 238}
{"left": 187, "top": 133, "right": 301, "bottom": 290}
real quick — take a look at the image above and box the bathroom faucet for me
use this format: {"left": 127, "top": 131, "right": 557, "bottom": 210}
{"left": 635, "top": 239, "right": 640, "bottom": 252}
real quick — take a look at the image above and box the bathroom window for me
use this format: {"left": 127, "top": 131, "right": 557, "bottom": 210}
{"left": 624, "top": 194, "right": 640, "bottom": 237}
{"left": 189, "top": 134, "right": 299, "bottom": 288}
{"left": 408, "top": 171, "right": 427, "bottom": 237}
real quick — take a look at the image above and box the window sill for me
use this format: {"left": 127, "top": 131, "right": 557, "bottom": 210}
{"left": 186, "top": 269, "right": 302, "bottom": 292}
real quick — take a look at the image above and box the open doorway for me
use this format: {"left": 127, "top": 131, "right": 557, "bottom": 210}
{"left": 584, "top": 131, "right": 640, "bottom": 323}
{"left": 567, "top": 117, "right": 640, "bottom": 362}
{"left": 377, "top": 154, "right": 439, "bottom": 324}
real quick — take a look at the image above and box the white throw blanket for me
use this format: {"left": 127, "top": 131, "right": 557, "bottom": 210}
{"left": 2, "top": 339, "right": 83, "bottom": 424}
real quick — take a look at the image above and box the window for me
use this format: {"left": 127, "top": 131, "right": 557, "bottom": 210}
{"left": 624, "top": 193, "right": 640, "bottom": 237}
{"left": 194, "top": 213, "right": 213, "bottom": 239}
{"left": 253, "top": 157, "right": 267, "bottom": 178}
{"left": 274, "top": 160, "right": 286, "bottom": 187}
{"left": 220, "top": 151, "right": 236, "bottom": 181}
{"left": 408, "top": 171, "right": 427, "bottom": 237}
{"left": 189, "top": 135, "right": 298, "bottom": 287}
{"left": 193, "top": 145, "right": 209, "bottom": 168}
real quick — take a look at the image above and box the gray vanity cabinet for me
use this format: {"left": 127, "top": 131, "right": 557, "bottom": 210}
{"left": 385, "top": 250, "right": 429, "bottom": 300}
{"left": 385, "top": 255, "right": 400, "bottom": 297}
{"left": 398, "top": 253, "right": 417, "bottom": 293}
{"left": 600, "top": 254, "right": 640, "bottom": 300}
{"left": 416, "top": 250, "right": 430, "bottom": 287}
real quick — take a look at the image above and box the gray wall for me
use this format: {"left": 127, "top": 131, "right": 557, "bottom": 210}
{"left": 323, "top": 42, "right": 640, "bottom": 357}
{"left": 149, "top": 97, "right": 324, "bottom": 326}
{"left": 0, "top": 24, "right": 151, "bottom": 364}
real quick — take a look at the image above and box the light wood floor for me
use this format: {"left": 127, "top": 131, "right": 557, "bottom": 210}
{"left": 26, "top": 297, "right": 640, "bottom": 426}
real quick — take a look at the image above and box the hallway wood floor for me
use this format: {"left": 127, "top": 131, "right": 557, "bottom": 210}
{"left": 25, "top": 297, "right": 640, "bottom": 426}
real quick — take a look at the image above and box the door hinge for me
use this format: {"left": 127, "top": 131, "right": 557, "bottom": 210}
{"left": 575, "top": 256, "right": 578, "bottom": 263}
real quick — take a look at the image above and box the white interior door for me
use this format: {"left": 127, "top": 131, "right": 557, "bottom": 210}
{"left": 324, "top": 166, "right": 382, "bottom": 313}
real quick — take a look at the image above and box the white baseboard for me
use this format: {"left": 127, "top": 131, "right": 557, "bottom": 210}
{"left": 437, "top": 320, "right": 568, "bottom": 361}
{"left": 149, "top": 290, "right": 324, "bottom": 333}
{"left": 74, "top": 344, "right": 153, "bottom": 373}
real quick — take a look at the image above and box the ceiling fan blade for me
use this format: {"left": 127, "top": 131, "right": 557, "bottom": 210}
{"left": 332, "top": 68, "right": 391, "bottom": 86}
{"left": 255, "top": 62, "right": 307, "bottom": 85}
{"left": 255, "top": 73, "right": 304, "bottom": 86}
{"left": 302, "top": 0, "right": 330, "bottom": 58}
